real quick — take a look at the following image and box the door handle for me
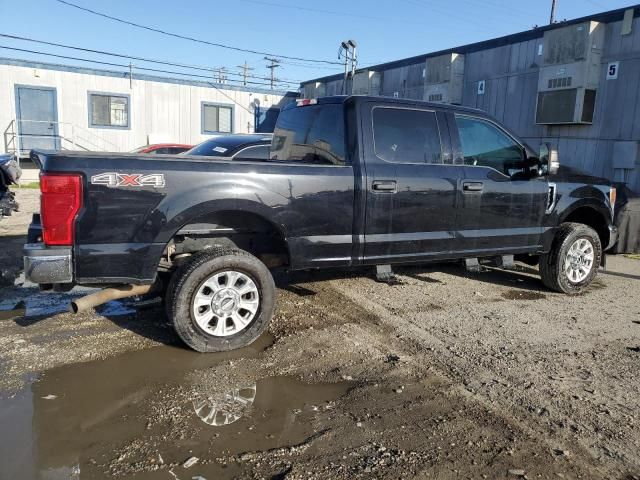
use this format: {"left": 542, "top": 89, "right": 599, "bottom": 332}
{"left": 462, "top": 181, "right": 483, "bottom": 192}
{"left": 372, "top": 180, "right": 397, "bottom": 193}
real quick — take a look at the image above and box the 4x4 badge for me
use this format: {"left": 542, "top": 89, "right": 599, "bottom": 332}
{"left": 91, "top": 172, "right": 165, "bottom": 188}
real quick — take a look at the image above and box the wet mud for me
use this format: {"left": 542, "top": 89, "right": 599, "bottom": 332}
{"left": 0, "top": 333, "right": 353, "bottom": 479}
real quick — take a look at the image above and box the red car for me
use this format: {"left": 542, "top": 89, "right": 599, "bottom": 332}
{"left": 133, "top": 143, "right": 192, "bottom": 154}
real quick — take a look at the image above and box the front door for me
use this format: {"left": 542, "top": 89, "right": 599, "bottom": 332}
{"left": 362, "top": 103, "right": 460, "bottom": 263}
{"left": 15, "top": 85, "right": 60, "bottom": 153}
{"left": 450, "top": 113, "right": 548, "bottom": 254}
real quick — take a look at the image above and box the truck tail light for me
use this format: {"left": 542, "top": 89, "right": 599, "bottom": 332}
{"left": 296, "top": 98, "right": 318, "bottom": 107}
{"left": 40, "top": 173, "right": 83, "bottom": 246}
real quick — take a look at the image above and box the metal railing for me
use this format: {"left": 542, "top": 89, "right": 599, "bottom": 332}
{"left": 4, "top": 119, "right": 121, "bottom": 159}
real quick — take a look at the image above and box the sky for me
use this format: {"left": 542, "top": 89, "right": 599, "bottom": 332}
{"left": 0, "top": 0, "right": 636, "bottom": 91}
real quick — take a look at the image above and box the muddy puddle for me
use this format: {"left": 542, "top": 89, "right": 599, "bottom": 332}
{"left": 0, "top": 333, "right": 352, "bottom": 479}
{"left": 501, "top": 290, "right": 546, "bottom": 301}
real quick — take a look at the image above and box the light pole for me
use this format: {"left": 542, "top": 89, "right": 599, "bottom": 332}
{"left": 550, "top": 0, "right": 558, "bottom": 24}
{"left": 339, "top": 40, "right": 358, "bottom": 94}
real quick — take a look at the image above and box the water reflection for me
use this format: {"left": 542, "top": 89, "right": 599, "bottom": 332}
{"left": 193, "top": 385, "right": 257, "bottom": 426}
{"left": 0, "top": 334, "right": 351, "bottom": 479}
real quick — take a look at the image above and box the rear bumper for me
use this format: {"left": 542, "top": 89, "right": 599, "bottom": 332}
{"left": 23, "top": 243, "right": 73, "bottom": 284}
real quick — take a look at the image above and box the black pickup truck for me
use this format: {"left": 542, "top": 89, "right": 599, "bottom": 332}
{"left": 24, "top": 95, "right": 617, "bottom": 352}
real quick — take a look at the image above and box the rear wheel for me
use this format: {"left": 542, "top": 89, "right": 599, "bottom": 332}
{"left": 539, "top": 222, "right": 602, "bottom": 294}
{"left": 166, "top": 248, "right": 275, "bottom": 352}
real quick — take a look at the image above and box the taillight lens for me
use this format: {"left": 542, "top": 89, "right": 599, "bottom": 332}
{"left": 40, "top": 174, "right": 83, "bottom": 246}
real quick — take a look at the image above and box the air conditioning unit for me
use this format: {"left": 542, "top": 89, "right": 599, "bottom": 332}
{"left": 303, "top": 82, "right": 326, "bottom": 99}
{"left": 352, "top": 70, "right": 381, "bottom": 95}
{"left": 536, "top": 21, "right": 605, "bottom": 124}
{"left": 423, "top": 53, "right": 464, "bottom": 104}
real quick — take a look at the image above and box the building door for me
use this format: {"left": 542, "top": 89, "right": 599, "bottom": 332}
{"left": 15, "top": 85, "right": 60, "bottom": 154}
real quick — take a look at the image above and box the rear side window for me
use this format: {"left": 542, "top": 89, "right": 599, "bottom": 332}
{"left": 454, "top": 116, "right": 523, "bottom": 174}
{"left": 270, "top": 104, "right": 346, "bottom": 165}
{"left": 372, "top": 107, "right": 442, "bottom": 164}
{"left": 234, "top": 145, "right": 269, "bottom": 161}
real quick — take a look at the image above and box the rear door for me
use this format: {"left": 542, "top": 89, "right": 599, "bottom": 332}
{"left": 15, "top": 85, "right": 60, "bottom": 153}
{"left": 449, "top": 113, "right": 548, "bottom": 254}
{"left": 361, "top": 102, "right": 460, "bottom": 263}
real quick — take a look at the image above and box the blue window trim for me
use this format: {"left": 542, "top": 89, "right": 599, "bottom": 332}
{"left": 201, "top": 101, "right": 234, "bottom": 135}
{"left": 87, "top": 90, "right": 131, "bottom": 130}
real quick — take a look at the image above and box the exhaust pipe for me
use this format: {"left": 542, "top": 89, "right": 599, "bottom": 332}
{"left": 70, "top": 284, "right": 154, "bottom": 314}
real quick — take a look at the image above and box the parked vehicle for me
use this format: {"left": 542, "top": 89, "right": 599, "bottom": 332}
{"left": 24, "top": 96, "right": 617, "bottom": 352}
{"left": 183, "top": 134, "right": 272, "bottom": 160}
{"left": 132, "top": 144, "right": 193, "bottom": 155}
{"left": 0, "top": 153, "right": 21, "bottom": 219}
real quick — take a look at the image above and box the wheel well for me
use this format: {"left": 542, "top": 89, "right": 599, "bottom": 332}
{"left": 563, "top": 207, "right": 609, "bottom": 248}
{"left": 163, "top": 210, "right": 289, "bottom": 269}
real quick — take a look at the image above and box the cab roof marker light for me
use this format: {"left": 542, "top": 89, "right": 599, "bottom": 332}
{"left": 296, "top": 98, "right": 318, "bottom": 107}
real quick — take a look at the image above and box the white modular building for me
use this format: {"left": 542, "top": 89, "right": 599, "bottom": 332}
{"left": 0, "top": 57, "right": 295, "bottom": 159}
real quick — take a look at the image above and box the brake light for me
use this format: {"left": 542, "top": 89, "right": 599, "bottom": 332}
{"left": 296, "top": 98, "right": 318, "bottom": 107}
{"left": 40, "top": 173, "right": 83, "bottom": 246}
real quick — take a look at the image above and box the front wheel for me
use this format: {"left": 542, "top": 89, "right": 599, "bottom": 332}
{"left": 539, "top": 222, "right": 602, "bottom": 294}
{"left": 166, "top": 248, "right": 275, "bottom": 352}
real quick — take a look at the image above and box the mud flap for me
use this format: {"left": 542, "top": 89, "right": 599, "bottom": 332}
{"left": 375, "top": 265, "right": 397, "bottom": 283}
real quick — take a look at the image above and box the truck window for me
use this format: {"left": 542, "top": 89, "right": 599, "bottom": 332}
{"left": 233, "top": 145, "right": 270, "bottom": 161}
{"left": 454, "top": 116, "right": 523, "bottom": 174}
{"left": 372, "top": 107, "right": 442, "bottom": 164}
{"left": 270, "top": 104, "right": 345, "bottom": 165}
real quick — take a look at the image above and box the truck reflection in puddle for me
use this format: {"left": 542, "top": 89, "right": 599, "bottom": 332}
{"left": 193, "top": 385, "right": 257, "bottom": 426}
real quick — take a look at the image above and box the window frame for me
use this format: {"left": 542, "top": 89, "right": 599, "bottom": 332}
{"left": 453, "top": 113, "right": 526, "bottom": 176}
{"left": 87, "top": 91, "right": 131, "bottom": 130}
{"left": 201, "top": 101, "right": 234, "bottom": 135}
{"left": 371, "top": 105, "right": 444, "bottom": 165}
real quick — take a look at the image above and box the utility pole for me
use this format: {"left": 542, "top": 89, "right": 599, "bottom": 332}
{"left": 237, "top": 61, "right": 254, "bottom": 86}
{"left": 264, "top": 57, "right": 280, "bottom": 90}
{"left": 550, "top": 0, "right": 558, "bottom": 24}
{"left": 128, "top": 62, "right": 134, "bottom": 89}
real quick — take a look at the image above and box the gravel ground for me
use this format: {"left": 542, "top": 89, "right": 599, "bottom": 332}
{"left": 1, "top": 188, "right": 639, "bottom": 479}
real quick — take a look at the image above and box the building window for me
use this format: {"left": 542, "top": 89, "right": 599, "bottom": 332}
{"left": 202, "top": 102, "right": 233, "bottom": 134}
{"left": 88, "top": 93, "right": 129, "bottom": 128}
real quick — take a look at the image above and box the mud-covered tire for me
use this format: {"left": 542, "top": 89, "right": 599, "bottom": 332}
{"left": 166, "top": 247, "right": 275, "bottom": 352}
{"left": 539, "top": 222, "right": 602, "bottom": 294}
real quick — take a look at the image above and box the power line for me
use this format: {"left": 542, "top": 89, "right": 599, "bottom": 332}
{"left": 55, "top": 0, "right": 343, "bottom": 65}
{"left": 0, "top": 45, "right": 293, "bottom": 89}
{"left": 0, "top": 33, "right": 302, "bottom": 85}
{"left": 235, "top": 0, "right": 381, "bottom": 20}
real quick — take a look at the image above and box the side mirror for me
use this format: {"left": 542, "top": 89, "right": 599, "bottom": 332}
{"left": 539, "top": 143, "right": 559, "bottom": 175}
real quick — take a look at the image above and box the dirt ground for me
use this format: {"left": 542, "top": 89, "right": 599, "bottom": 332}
{"left": 1, "top": 188, "right": 640, "bottom": 480}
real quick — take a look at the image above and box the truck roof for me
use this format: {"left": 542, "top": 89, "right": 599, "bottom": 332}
{"left": 285, "top": 95, "right": 486, "bottom": 116}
